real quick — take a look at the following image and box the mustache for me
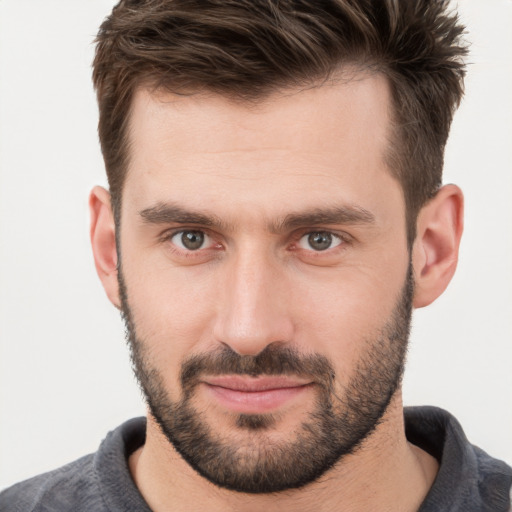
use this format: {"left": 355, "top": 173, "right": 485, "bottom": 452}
{"left": 180, "top": 345, "right": 335, "bottom": 392}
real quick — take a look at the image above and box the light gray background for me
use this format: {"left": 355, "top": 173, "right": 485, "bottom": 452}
{"left": 0, "top": 0, "right": 511, "bottom": 491}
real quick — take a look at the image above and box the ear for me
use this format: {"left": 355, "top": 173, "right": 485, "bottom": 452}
{"left": 89, "top": 186, "right": 121, "bottom": 309}
{"left": 412, "top": 184, "right": 464, "bottom": 308}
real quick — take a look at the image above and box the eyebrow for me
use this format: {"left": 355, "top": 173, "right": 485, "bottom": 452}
{"left": 139, "top": 202, "right": 375, "bottom": 232}
{"left": 139, "top": 203, "right": 232, "bottom": 230}
{"left": 270, "top": 206, "right": 376, "bottom": 233}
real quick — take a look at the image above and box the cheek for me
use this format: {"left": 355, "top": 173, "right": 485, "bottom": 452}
{"left": 291, "top": 261, "right": 408, "bottom": 382}
{"left": 122, "top": 258, "right": 219, "bottom": 374}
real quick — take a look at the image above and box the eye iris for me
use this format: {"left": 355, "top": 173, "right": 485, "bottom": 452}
{"left": 181, "top": 231, "right": 204, "bottom": 250}
{"left": 308, "top": 232, "right": 332, "bottom": 251}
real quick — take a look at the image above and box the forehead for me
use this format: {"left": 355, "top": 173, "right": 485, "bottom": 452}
{"left": 128, "top": 72, "right": 391, "bottom": 155}
{"left": 123, "top": 73, "right": 400, "bottom": 221}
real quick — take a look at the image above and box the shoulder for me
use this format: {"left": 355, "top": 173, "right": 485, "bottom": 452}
{"left": 473, "top": 444, "right": 512, "bottom": 512}
{"left": 0, "top": 454, "right": 104, "bottom": 512}
{"left": 0, "top": 417, "right": 147, "bottom": 512}
{"left": 405, "top": 406, "right": 512, "bottom": 512}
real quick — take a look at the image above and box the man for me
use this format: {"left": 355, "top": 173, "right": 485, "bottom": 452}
{"left": 1, "top": 0, "right": 511, "bottom": 510}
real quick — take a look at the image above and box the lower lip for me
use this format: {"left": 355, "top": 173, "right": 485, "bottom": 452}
{"left": 203, "top": 383, "right": 311, "bottom": 414}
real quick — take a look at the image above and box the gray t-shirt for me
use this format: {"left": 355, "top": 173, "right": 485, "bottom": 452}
{"left": 1, "top": 406, "right": 511, "bottom": 511}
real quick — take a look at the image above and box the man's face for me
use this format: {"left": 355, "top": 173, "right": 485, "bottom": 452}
{"left": 118, "top": 74, "right": 412, "bottom": 492}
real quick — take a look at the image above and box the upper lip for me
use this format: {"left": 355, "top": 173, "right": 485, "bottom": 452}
{"left": 202, "top": 375, "right": 312, "bottom": 392}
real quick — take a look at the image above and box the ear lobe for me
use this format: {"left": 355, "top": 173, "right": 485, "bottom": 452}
{"left": 89, "top": 186, "right": 121, "bottom": 309}
{"left": 412, "top": 184, "right": 464, "bottom": 308}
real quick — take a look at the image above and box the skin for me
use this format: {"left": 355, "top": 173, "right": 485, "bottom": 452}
{"left": 90, "top": 71, "right": 463, "bottom": 511}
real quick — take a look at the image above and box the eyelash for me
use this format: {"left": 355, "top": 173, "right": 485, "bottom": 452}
{"left": 160, "top": 228, "right": 352, "bottom": 257}
{"left": 291, "top": 231, "right": 352, "bottom": 261}
{"left": 160, "top": 229, "right": 220, "bottom": 258}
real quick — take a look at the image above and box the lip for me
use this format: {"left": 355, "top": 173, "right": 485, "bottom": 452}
{"left": 201, "top": 376, "right": 313, "bottom": 414}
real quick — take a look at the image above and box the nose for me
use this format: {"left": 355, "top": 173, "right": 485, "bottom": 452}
{"left": 212, "top": 245, "right": 295, "bottom": 356}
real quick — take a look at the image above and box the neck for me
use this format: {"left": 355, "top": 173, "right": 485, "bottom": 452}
{"left": 129, "top": 393, "right": 438, "bottom": 512}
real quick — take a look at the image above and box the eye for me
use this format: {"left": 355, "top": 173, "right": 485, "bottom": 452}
{"left": 298, "top": 231, "right": 343, "bottom": 251}
{"left": 170, "top": 230, "right": 211, "bottom": 251}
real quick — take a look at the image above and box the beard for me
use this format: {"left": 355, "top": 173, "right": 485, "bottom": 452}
{"left": 118, "top": 265, "right": 414, "bottom": 494}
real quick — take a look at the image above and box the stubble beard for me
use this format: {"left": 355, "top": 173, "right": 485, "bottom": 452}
{"left": 118, "top": 265, "right": 413, "bottom": 494}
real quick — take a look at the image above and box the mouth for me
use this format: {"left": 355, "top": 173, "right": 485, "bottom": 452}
{"left": 201, "top": 375, "right": 313, "bottom": 414}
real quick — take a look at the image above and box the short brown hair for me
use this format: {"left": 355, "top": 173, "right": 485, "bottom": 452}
{"left": 93, "top": 0, "right": 467, "bottom": 243}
